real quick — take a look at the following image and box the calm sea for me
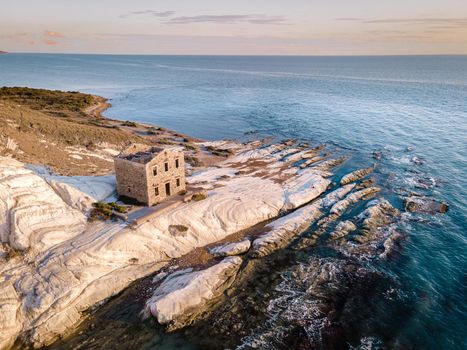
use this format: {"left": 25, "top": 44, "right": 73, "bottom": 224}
{"left": 1, "top": 54, "right": 466, "bottom": 349}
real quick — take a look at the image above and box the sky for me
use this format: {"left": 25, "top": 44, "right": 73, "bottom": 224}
{"left": 1, "top": 0, "right": 467, "bottom": 55}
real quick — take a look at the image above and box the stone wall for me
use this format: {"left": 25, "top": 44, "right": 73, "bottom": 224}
{"left": 145, "top": 149, "right": 186, "bottom": 205}
{"left": 114, "top": 158, "right": 148, "bottom": 204}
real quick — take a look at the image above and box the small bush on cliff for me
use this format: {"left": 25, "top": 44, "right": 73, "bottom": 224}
{"left": 121, "top": 120, "right": 137, "bottom": 127}
{"left": 184, "top": 144, "right": 196, "bottom": 151}
{"left": 192, "top": 192, "right": 208, "bottom": 201}
{"left": 90, "top": 201, "right": 128, "bottom": 220}
{"left": 185, "top": 155, "right": 202, "bottom": 167}
{"left": 206, "top": 146, "right": 233, "bottom": 157}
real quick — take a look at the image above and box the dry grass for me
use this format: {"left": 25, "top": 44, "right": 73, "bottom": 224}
{"left": 0, "top": 87, "right": 224, "bottom": 176}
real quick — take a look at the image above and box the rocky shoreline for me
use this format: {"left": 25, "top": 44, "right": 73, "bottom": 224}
{"left": 0, "top": 88, "right": 448, "bottom": 349}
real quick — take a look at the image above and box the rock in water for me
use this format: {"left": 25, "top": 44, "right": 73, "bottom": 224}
{"left": 209, "top": 240, "right": 251, "bottom": 257}
{"left": 329, "top": 220, "right": 357, "bottom": 240}
{"left": 372, "top": 151, "right": 382, "bottom": 160}
{"left": 340, "top": 167, "right": 374, "bottom": 186}
{"left": 145, "top": 256, "right": 242, "bottom": 329}
{"left": 330, "top": 187, "right": 381, "bottom": 216}
{"left": 358, "top": 199, "right": 400, "bottom": 229}
{"left": 404, "top": 196, "right": 448, "bottom": 214}
{"left": 251, "top": 185, "right": 355, "bottom": 257}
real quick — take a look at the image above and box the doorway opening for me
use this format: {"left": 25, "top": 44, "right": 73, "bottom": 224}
{"left": 165, "top": 182, "right": 171, "bottom": 196}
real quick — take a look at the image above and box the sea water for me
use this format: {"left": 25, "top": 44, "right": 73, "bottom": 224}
{"left": 1, "top": 54, "right": 466, "bottom": 349}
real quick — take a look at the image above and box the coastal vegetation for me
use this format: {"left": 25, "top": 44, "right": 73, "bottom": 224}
{"left": 121, "top": 120, "right": 137, "bottom": 127}
{"left": 206, "top": 145, "right": 233, "bottom": 157}
{"left": 0, "top": 87, "right": 207, "bottom": 175}
{"left": 185, "top": 155, "right": 202, "bottom": 167}
{"left": 90, "top": 201, "right": 128, "bottom": 220}
{"left": 0, "top": 87, "right": 94, "bottom": 113}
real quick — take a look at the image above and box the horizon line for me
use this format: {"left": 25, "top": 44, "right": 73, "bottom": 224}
{"left": 3, "top": 51, "right": 467, "bottom": 57}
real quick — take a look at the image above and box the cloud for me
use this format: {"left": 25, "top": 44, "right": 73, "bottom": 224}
{"left": 166, "top": 14, "right": 289, "bottom": 25}
{"left": 336, "top": 17, "right": 467, "bottom": 28}
{"left": 120, "top": 10, "right": 175, "bottom": 19}
{"left": 335, "top": 18, "right": 362, "bottom": 21}
{"left": 0, "top": 32, "right": 30, "bottom": 39}
{"left": 44, "top": 39, "right": 59, "bottom": 46}
{"left": 44, "top": 30, "right": 65, "bottom": 38}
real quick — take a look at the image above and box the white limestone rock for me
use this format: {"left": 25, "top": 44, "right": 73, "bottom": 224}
{"left": 209, "top": 240, "right": 251, "bottom": 257}
{"left": 330, "top": 187, "right": 381, "bottom": 216}
{"left": 282, "top": 169, "right": 331, "bottom": 211}
{"left": 252, "top": 202, "right": 323, "bottom": 257}
{"left": 44, "top": 175, "right": 116, "bottom": 206}
{"left": 340, "top": 167, "right": 373, "bottom": 185}
{"left": 0, "top": 141, "right": 338, "bottom": 348}
{"left": 320, "top": 183, "right": 355, "bottom": 208}
{"left": 145, "top": 256, "right": 242, "bottom": 327}
{"left": 0, "top": 157, "right": 86, "bottom": 252}
{"left": 251, "top": 185, "right": 354, "bottom": 257}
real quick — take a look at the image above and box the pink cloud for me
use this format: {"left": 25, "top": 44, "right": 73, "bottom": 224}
{"left": 44, "top": 39, "right": 59, "bottom": 46}
{"left": 44, "top": 30, "right": 65, "bottom": 38}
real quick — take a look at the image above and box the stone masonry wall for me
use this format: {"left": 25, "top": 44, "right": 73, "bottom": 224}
{"left": 114, "top": 158, "right": 148, "bottom": 204}
{"left": 145, "top": 149, "right": 186, "bottom": 206}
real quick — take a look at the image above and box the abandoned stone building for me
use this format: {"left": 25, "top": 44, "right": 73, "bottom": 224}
{"left": 114, "top": 144, "right": 186, "bottom": 206}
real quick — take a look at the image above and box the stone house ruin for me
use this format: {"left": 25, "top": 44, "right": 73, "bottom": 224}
{"left": 114, "top": 144, "right": 186, "bottom": 206}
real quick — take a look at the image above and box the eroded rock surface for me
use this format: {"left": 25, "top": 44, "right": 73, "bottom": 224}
{"left": 404, "top": 195, "right": 448, "bottom": 214}
{"left": 144, "top": 256, "right": 242, "bottom": 329}
{"left": 0, "top": 157, "right": 86, "bottom": 252}
{"left": 329, "top": 220, "right": 357, "bottom": 240}
{"left": 340, "top": 167, "right": 373, "bottom": 185}
{"left": 251, "top": 184, "right": 355, "bottom": 257}
{"left": 209, "top": 240, "right": 251, "bottom": 257}
{"left": 0, "top": 140, "right": 338, "bottom": 349}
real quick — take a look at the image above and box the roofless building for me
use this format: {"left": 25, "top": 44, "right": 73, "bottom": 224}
{"left": 114, "top": 144, "right": 186, "bottom": 205}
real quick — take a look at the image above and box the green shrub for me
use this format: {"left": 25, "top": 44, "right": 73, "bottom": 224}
{"left": 121, "top": 120, "right": 137, "bottom": 127}
{"left": 184, "top": 144, "right": 196, "bottom": 151}
{"left": 185, "top": 155, "right": 202, "bottom": 167}
{"left": 192, "top": 192, "right": 207, "bottom": 201}
{"left": 91, "top": 201, "right": 128, "bottom": 220}
{"left": 206, "top": 146, "right": 232, "bottom": 157}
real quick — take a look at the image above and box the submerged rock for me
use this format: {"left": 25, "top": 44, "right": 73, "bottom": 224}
{"left": 144, "top": 256, "right": 242, "bottom": 329}
{"left": 372, "top": 151, "right": 382, "bottom": 160}
{"left": 191, "top": 256, "right": 390, "bottom": 350}
{"left": 358, "top": 198, "right": 400, "bottom": 230}
{"left": 209, "top": 240, "right": 251, "bottom": 257}
{"left": 329, "top": 220, "right": 357, "bottom": 240}
{"left": 411, "top": 156, "right": 423, "bottom": 165}
{"left": 330, "top": 199, "right": 401, "bottom": 259}
{"left": 404, "top": 196, "right": 448, "bottom": 214}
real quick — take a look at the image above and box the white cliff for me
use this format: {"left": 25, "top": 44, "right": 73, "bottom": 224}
{"left": 0, "top": 157, "right": 86, "bottom": 252}
{"left": 0, "top": 141, "right": 336, "bottom": 348}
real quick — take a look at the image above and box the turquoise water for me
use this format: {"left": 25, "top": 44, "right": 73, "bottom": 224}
{"left": 1, "top": 54, "right": 466, "bottom": 349}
